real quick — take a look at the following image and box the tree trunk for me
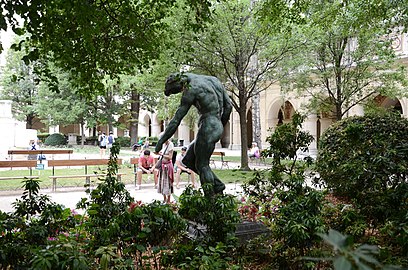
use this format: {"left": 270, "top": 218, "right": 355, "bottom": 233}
{"left": 335, "top": 102, "right": 342, "bottom": 121}
{"left": 252, "top": 91, "right": 262, "bottom": 150}
{"left": 80, "top": 120, "right": 85, "bottom": 147}
{"left": 130, "top": 90, "right": 140, "bottom": 145}
{"left": 26, "top": 113, "right": 34, "bottom": 129}
{"left": 239, "top": 103, "right": 250, "bottom": 171}
{"left": 105, "top": 90, "right": 114, "bottom": 132}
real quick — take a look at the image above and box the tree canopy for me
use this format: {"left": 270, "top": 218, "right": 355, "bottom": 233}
{"left": 0, "top": 0, "right": 214, "bottom": 97}
{"left": 274, "top": 0, "right": 408, "bottom": 120}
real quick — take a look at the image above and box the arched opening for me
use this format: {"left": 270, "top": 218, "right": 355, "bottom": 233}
{"left": 374, "top": 95, "right": 403, "bottom": 115}
{"left": 142, "top": 114, "right": 152, "bottom": 138}
{"left": 117, "top": 115, "right": 129, "bottom": 137}
{"left": 267, "top": 99, "right": 296, "bottom": 133}
{"left": 277, "top": 109, "right": 284, "bottom": 125}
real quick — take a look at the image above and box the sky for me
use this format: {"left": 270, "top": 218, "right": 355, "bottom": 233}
{"left": 0, "top": 29, "right": 15, "bottom": 67}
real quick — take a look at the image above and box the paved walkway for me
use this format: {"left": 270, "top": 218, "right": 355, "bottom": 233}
{"left": 0, "top": 182, "right": 244, "bottom": 213}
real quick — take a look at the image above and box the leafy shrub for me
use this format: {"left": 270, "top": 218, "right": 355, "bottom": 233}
{"left": 178, "top": 185, "right": 240, "bottom": 245}
{"left": 243, "top": 113, "right": 326, "bottom": 269}
{"left": 44, "top": 133, "right": 67, "bottom": 146}
{"left": 114, "top": 136, "right": 131, "bottom": 147}
{"left": 322, "top": 197, "right": 368, "bottom": 240}
{"left": 311, "top": 229, "right": 385, "bottom": 270}
{"left": 0, "top": 179, "right": 78, "bottom": 269}
{"left": 316, "top": 112, "right": 408, "bottom": 224}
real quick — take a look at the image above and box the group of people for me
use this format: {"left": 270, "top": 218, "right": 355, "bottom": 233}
{"left": 136, "top": 135, "right": 195, "bottom": 204}
{"left": 97, "top": 131, "right": 115, "bottom": 157}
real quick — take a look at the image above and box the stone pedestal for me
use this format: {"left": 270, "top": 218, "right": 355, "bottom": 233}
{"left": 235, "top": 221, "right": 270, "bottom": 243}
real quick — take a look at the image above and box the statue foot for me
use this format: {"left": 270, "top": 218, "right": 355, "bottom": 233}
{"left": 214, "top": 182, "right": 225, "bottom": 194}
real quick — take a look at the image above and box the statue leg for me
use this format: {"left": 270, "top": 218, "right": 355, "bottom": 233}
{"left": 182, "top": 140, "right": 197, "bottom": 173}
{"left": 194, "top": 118, "right": 225, "bottom": 195}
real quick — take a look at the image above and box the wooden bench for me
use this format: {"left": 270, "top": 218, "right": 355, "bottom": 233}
{"left": 48, "top": 159, "right": 124, "bottom": 191}
{"left": 130, "top": 157, "right": 158, "bottom": 186}
{"left": 210, "top": 151, "right": 229, "bottom": 169}
{"left": 8, "top": 149, "right": 73, "bottom": 163}
{"left": 0, "top": 160, "right": 40, "bottom": 180}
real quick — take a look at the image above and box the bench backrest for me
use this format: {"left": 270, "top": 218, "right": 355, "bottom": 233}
{"left": 212, "top": 151, "right": 225, "bottom": 157}
{"left": 8, "top": 150, "right": 73, "bottom": 155}
{"left": 48, "top": 159, "right": 123, "bottom": 167}
{"left": 0, "top": 160, "right": 38, "bottom": 168}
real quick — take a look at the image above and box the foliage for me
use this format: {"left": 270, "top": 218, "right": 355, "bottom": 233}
{"left": 0, "top": 0, "right": 214, "bottom": 97}
{"left": 238, "top": 188, "right": 280, "bottom": 225}
{"left": 309, "top": 229, "right": 401, "bottom": 270}
{"left": 242, "top": 113, "right": 326, "bottom": 269}
{"left": 316, "top": 112, "right": 408, "bottom": 225}
{"left": 36, "top": 64, "right": 90, "bottom": 128}
{"left": 321, "top": 198, "right": 368, "bottom": 241}
{"left": 277, "top": 0, "right": 407, "bottom": 121}
{"left": 0, "top": 179, "right": 79, "bottom": 269}
{"left": 114, "top": 136, "right": 131, "bottom": 148}
{"left": 164, "top": 241, "right": 239, "bottom": 270}
{"left": 0, "top": 35, "right": 40, "bottom": 128}
{"left": 44, "top": 133, "right": 67, "bottom": 146}
{"left": 0, "top": 141, "right": 188, "bottom": 269}
{"left": 178, "top": 185, "right": 240, "bottom": 245}
{"left": 170, "top": 0, "right": 295, "bottom": 170}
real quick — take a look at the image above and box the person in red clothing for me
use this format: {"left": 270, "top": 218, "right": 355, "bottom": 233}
{"left": 136, "top": 149, "right": 156, "bottom": 190}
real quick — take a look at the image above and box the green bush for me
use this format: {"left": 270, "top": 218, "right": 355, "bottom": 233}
{"left": 242, "top": 113, "right": 326, "bottom": 269}
{"left": 115, "top": 136, "right": 131, "bottom": 147}
{"left": 316, "top": 112, "right": 408, "bottom": 224}
{"left": 178, "top": 186, "right": 240, "bottom": 245}
{"left": 43, "top": 133, "right": 67, "bottom": 146}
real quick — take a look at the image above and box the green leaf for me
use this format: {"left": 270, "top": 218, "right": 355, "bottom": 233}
{"left": 333, "top": 256, "right": 352, "bottom": 270}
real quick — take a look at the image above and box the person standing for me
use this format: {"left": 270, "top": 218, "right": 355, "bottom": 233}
{"left": 98, "top": 131, "right": 107, "bottom": 157}
{"left": 155, "top": 134, "right": 174, "bottom": 204}
{"left": 136, "top": 149, "right": 156, "bottom": 190}
{"left": 107, "top": 131, "right": 115, "bottom": 153}
{"left": 175, "top": 146, "right": 196, "bottom": 189}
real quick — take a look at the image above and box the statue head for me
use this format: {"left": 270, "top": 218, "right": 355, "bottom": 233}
{"left": 165, "top": 73, "right": 189, "bottom": 96}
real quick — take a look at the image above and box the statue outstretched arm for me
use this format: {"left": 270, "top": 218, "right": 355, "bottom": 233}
{"left": 155, "top": 103, "right": 191, "bottom": 152}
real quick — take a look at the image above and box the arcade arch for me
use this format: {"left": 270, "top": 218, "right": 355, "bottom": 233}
{"left": 267, "top": 100, "right": 296, "bottom": 132}
{"left": 374, "top": 95, "right": 403, "bottom": 115}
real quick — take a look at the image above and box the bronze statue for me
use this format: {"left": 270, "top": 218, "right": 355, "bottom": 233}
{"left": 155, "top": 73, "right": 232, "bottom": 195}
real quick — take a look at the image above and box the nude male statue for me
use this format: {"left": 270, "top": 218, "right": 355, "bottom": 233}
{"left": 155, "top": 73, "right": 232, "bottom": 195}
